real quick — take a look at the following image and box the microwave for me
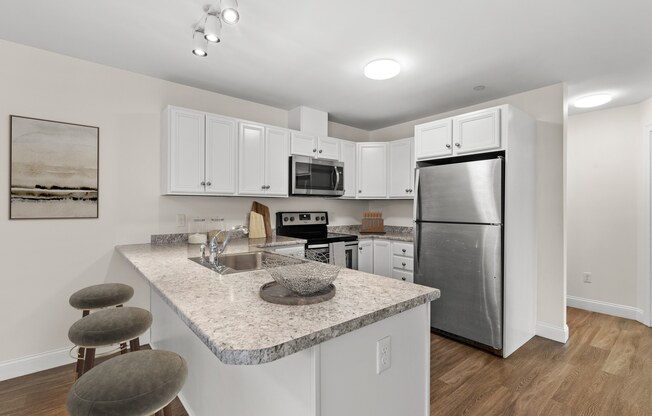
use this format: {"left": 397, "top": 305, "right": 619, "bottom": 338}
{"left": 290, "top": 156, "right": 345, "bottom": 196}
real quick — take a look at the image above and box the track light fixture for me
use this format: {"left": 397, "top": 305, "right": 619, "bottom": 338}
{"left": 192, "top": 0, "right": 240, "bottom": 56}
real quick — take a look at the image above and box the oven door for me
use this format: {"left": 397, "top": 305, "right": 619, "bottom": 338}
{"left": 291, "top": 156, "right": 344, "bottom": 196}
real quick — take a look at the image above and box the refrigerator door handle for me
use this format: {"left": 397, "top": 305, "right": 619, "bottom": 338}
{"left": 413, "top": 168, "right": 421, "bottom": 221}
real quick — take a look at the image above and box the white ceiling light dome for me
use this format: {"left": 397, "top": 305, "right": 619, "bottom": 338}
{"left": 574, "top": 93, "right": 613, "bottom": 108}
{"left": 364, "top": 59, "right": 401, "bottom": 80}
{"left": 221, "top": 0, "right": 240, "bottom": 24}
{"left": 204, "top": 13, "right": 222, "bottom": 43}
{"left": 192, "top": 30, "right": 208, "bottom": 57}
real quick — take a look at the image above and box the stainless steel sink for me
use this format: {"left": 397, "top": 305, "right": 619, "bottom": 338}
{"left": 188, "top": 251, "right": 286, "bottom": 274}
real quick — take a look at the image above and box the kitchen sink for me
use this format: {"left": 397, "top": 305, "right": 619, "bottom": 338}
{"left": 188, "top": 251, "right": 287, "bottom": 274}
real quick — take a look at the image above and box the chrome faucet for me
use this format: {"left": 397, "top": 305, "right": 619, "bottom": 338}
{"left": 209, "top": 225, "right": 249, "bottom": 265}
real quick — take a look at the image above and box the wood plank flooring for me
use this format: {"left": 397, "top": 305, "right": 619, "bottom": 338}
{"left": 1, "top": 307, "right": 650, "bottom": 415}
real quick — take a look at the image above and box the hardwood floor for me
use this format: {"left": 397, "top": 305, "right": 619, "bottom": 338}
{"left": 1, "top": 307, "right": 650, "bottom": 415}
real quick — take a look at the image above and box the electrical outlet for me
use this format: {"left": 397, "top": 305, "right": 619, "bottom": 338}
{"left": 583, "top": 272, "right": 592, "bottom": 283}
{"left": 377, "top": 336, "right": 391, "bottom": 374}
{"left": 176, "top": 214, "right": 186, "bottom": 227}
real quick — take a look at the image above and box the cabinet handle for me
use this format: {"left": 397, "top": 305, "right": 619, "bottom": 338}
{"left": 200, "top": 181, "right": 206, "bottom": 186}
{"left": 206, "top": 181, "right": 212, "bottom": 186}
{"left": 265, "top": 185, "right": 270, "bottom": 189}
{"left": 261, "top": 185, "right": 266, "bottom": 190}
{"left": 409, "top": 188, "right": 413, "bottom": 192}
{"left": 445, "top": 144, "right": 451, "bottom": 149}
{"left": 402, "top": 249, "right": 406, "bottom": 253}
{"left": 402, "top": 277, "right": 406, "bottom": 281}
{"left": 319, "top": 149, "right": 323, "bottom": 153}
{"left": 455, "top": 143, "right": 461, "bottom": 148}
{"left": 405, "top": 188, "right": 409, "bottom": 193}
{"left": 359, "top": 247, "right": 363, "bottom": 251}
{"left": 402, "top": 262, "right": 406, "bottom": 267}
{"left": 313, "top": 148, "right": 317, "bottom": 153}
{"left": 358, "top": 190, "right": 362, "bottom": 193}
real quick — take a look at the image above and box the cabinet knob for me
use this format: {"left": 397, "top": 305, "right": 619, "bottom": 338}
{"left": 200, "top": 181, "right": 206, "bottom": 186}
{"left": 319, "top": 149, "right": 323, "bottom": 153}
{"left": 454, "top": 143, "right": 461, "bottom": 148}
{"left": 313, "top": 148, "right": 317, "bottom": 152}
{"left": 402, "top": 262, "right": 406, "bottom": 267}
{"left": 405, "top": 188, "right": 409, "bottom": 193}
{"left": 358, "top": 190, "right": 362, "bottom": 193}
{"left": 402, "top": 277, "right": 406, "bottom": 281}
{"left": 409, "top": 189, "right": 413, "bottom": 192}
{"left": 265, "top": 185, "right": 270, "bottom": 189}
{"left": 261, "top": 185, "right": 266, "bottom": 189}
{"left": 206, "top": 181, "right": 212, "bottom": 186}
{"left": 358, "top": 247, "right": 363, "bottom": 251}
{"left": 402, "top": 249, "right": 406, "bottom": 253}
{"left": 445, "top": 144, "right": 451, "bottom": 149}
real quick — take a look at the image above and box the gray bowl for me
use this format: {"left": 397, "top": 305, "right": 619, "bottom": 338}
{"left": 262, "top": 252, "right": 340, "bottom": 296}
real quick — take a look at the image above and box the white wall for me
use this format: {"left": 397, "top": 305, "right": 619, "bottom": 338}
{"left": 0, "top": 39, "right": 367, "bottom": 369}
{"left": 367, "top": 84, "right": 568, "bottom": 337}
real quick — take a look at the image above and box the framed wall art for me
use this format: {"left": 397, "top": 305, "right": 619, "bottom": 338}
{"left": 9, "top": 116, "right": 99, "bottom": 219}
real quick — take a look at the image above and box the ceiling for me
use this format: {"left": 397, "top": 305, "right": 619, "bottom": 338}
{"left": 0, "top": 0, "right": 651, "bottom": 130}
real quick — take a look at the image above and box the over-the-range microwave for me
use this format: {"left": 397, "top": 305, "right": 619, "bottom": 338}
{"left": 290, "top": 155, "right": 344, "bottom": 197}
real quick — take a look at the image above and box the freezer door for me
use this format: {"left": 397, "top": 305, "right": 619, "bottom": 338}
{"left": 414, "top": 222, "right": 502, "bottom": 350}
{"left": 415, "top": 158, "right": 502, "bottom": 224}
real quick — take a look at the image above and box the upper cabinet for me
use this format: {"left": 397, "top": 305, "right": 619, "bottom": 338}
{"left": 161, "top": 106, "right": 236, "bottom": 195}
{"left": 238, "top": 123, "right": 289, "bottom": 197}
{"left": 357, "top": 143, "right": 387, "bottom": 198}
{"left": 388, "top": 137, "right": 414, "bottom": 198}
{"left": 290, "top": 132, "right": 340, "bottom": 160}
{"left": 415, "top": 107, "right": 502, "bottom": 161}
{"left": 339, "top": 140, "right": 357, "bottom": 199}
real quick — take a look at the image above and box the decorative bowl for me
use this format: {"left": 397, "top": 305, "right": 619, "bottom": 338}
{"left": 262, "top": 251, "right": 340, "bottom": 296}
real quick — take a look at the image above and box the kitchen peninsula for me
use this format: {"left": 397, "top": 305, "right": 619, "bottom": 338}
{"left": 117, "top": 238, "right": 439, "bottom": 416}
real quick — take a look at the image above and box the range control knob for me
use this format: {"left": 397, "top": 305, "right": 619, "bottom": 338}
{"left": 290, "top": 216, "right": 295, "bottom": 222}
{"left": 283, "top": 217, "right": 289, "bottom": 222}
{"left": 320, "top": 216, "right": 325, "bottom": 221}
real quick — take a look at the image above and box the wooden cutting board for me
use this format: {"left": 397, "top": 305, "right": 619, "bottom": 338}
{"left": 251, "top": 201, "right": 272, "bottom": 237}
{"left": 249, "top": 211, "right": 266, "bottom": 239}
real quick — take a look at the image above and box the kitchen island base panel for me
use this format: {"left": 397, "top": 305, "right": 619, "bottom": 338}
{"left": 150, "top": 289, "right": 430, "bottom": 416}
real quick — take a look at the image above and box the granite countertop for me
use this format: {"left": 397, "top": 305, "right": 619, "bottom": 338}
{"left": 329, "top": 225, "right": 414, "bottom": 242}
{"left": 116, "top": 238, "right": 438, "bottom": 366}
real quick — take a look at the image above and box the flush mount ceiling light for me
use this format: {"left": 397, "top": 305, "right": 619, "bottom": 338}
{"left": 191, "top": 0, "right": 240, "bottom": 56}
{"left": 363, "top": 59, "right": 401, "bottom": 80}
{"left": 192, "top": 30, "right": 208, "bottom": 57}
{"left": 574, "top": 93, "right": 613, "bottom": 108}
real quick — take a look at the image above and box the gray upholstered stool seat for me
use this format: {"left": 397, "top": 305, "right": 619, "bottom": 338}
{"left": 69, "top": 283, "right": 134, "bottom": 310}
{"left": 67, "top": 350, "right": 187, "bottom": 416}
{"left": 69, "top": 307, "right": 152, "bottom": 347}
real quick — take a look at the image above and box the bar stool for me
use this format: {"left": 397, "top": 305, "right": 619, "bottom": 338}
{"left": 69, "top": 283, "right": 134, "bottom": 375}
{"left": 68, "top": 307, "right": 152, "bottom": 377}
{"left": 67, "top": 349, "right": 187, "bottom": 416}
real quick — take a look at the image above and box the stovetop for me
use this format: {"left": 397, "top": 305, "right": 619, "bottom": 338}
{"left": 275, "top": 211, "right": 358, "bottom": 245}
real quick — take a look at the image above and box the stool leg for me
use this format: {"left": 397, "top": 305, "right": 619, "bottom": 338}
{"left": 130, "top": 337, "right": 140, "bottom": 352}
{"left": 115, "top": 305, "right": 130, "bottom": 354}
{"left": 75, "top": 310, "right": 90, "bottom": 378}
{"left": 83, "top": 348, "right": 96, "bottom": 375}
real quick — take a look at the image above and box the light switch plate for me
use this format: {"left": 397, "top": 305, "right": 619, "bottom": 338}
{"left": 377, "top": 336, "right": 391, "bottom": 374}
{"left": 176, "top": 214, "right": 186, "bottom": 227}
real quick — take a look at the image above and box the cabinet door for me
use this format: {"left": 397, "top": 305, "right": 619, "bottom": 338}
{"left": 340, "top": 140, "right": 357, "bottom": 199}
{"left": 264, "top": 127, "right": 290, "bottom": 197}
{"left": 414, "top": 119, "right": 453, "bottom": 160}
{"left": 317, "top": 136, "right": 340, "bottom": 160}
{"left": 388, "top": 137, "right": 414, "bottom": 198}
{"left": 358, "top": 240, "right": 373, "bottom": 273}
{"left": 357, "top": 143, "right": 387, "bottom": 198}
{"left": 205, "top": 114, "right": 237, "bottom": 195}
{"left": 238, "top": 123, "right": 266, "bottom": 195}
{"left": 373, "top": 240, "right": 392, "bottom": 277}
{"left": 454, "top": 108, "right": 501, "bottom": 154}
{"left": 169, "top": 107, "right": 206, "bottom": 194}
{"left": 290, "top": 131, "right": 318, "bottom": 157}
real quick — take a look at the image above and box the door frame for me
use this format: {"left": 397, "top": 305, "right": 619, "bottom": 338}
{"left": 644, "top": 125, "right": 652, "bottom": 326}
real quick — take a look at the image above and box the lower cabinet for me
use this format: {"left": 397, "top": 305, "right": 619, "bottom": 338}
{"left": 357, "top": 240, "right": 374, "bottom": 273}
{"left": 358, "top": 239, "right": 414, "bottom": 282}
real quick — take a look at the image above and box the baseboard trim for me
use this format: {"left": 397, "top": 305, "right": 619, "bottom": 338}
{"left": 536, "top": 321, "right": 569, "bottom": 343}
{"left": 0, "top": 346, "right": 74, "bottom": 382}
{"left": 567, "top": 295, "right": 644, "bottom": 322}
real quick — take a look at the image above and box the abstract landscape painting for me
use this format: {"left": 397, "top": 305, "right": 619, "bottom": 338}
{"left": 10, "top": 116, "right": 99, "bottom": 219}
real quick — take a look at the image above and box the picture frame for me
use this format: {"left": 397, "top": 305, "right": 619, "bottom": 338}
{"left": 9, "top": 115, "right": 99, "bottom": 219}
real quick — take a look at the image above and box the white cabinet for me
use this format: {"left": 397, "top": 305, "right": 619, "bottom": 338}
{"left": 414, "top": 119, "right": 452, "bottom": 161}
{"left": 414, "top": 106, "right": 503, "bottom": 161}
{"left": 388, "top": 137, "right": 415, "bottom": 198}
{"left": 391, "top": 242, "right": 414, "bottom": 283}
{"left": 162, "top": 106, "right": 236, "bottom": 195}
{"left": 290, "top": 132, "right": 340, "bottom": 160}
{"left": 357, "top": 240, "right": 373, "bottom": 274}
{"left": 357, "top": 143, "right": 387, "bottom": 198}
{"left": 238, "top": 123, "right": 289, "bottom": 197}
{"left": 339, "top": 140, "right": 357, "bottom": 199}
{"left": 372, "top": 240, "right": 392, "bottom": 278}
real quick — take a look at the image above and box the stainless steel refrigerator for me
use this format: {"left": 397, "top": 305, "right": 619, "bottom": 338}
{"left": 414, "top": 156, "right": 504, "bottom": 354}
